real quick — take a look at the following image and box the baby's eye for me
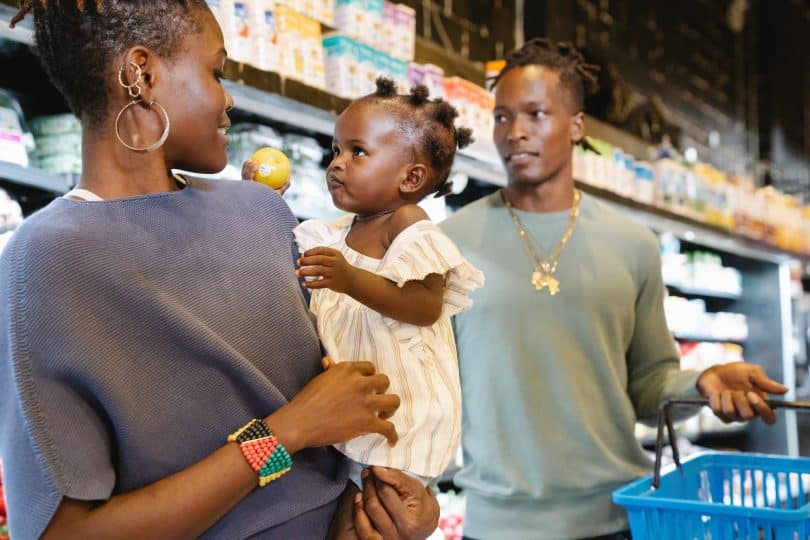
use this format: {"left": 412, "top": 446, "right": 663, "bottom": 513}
{"left": 531, "top": 110, "right": 547, "bottom": 118}
{"left": 352, "top": 146, "right": 367, "bottom": 157}
{"left": 494, "top": 113, "right": 507, "bottom": 123}
{"left": 331, "top": 145, "right": 340, "bottom": 155}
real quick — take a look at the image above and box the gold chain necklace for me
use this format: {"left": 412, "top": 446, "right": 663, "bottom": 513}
{"left": 501, "top": 189, "right": 581, "bottom": 295}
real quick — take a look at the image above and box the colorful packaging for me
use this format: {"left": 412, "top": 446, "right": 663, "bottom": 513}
{"left": 0, "top": 106, "right": 28, "bottom": 168}
{"left": 357, "top": 42, "right": 377, "bottom": 95}
{"left": 366, "top": 0, "right": 385, "bottom": 49}
{"left": 229, "top": 1, "right": 254, "bottom": 64}
{"left": 334, "top": 0, "right": 365, "bottom": 40}
{"left": 387, "top": 55, "right": 408, "bottom": 93}
{"left": 422, "top": 64, "right": 445, "bottom": 99}
{"left": 252, "top": 0, "right": 280, "bottom": 73}
{"left": 407, "top": 62, "right": 425, "bottom": 89}
{"left": 299, "top": 12, "right": 326, "bottom": 88}
{"left": 393, "top": 3, "right": 415, "bottom": 61}
{"left": 323, "top": 34, "right": 360, "bottom": 98}
{"left": 276, "top": 5, "right": 304, "bottom": 80}
{"left": 382, "top": 1, "right": 398, "bottom": 56}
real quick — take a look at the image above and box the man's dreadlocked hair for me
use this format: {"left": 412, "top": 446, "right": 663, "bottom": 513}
{"left": 358, "top": 77, "right": 474, "bottom": 198}
{"left": 11, "top": 0, "right": 211, "bottom": 127}
{"left": 491, "top": 37, "right": 601, "bottom": 152}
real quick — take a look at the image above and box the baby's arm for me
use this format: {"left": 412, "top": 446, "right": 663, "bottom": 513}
{"left": 296, "top": 206, "right": 445, "bottom": 327}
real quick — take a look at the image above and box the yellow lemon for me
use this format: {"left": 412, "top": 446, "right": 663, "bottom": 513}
{"left": 251, "top": 147, "right": 291, "bottom": 189}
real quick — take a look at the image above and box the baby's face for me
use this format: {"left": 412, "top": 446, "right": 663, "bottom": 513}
{"left": 326, "top": 102, "right": 413, "bottom": 215}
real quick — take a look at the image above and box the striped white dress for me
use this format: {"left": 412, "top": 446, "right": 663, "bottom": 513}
{"left": 294, "top": 215, "right": 484, "bottom": 478}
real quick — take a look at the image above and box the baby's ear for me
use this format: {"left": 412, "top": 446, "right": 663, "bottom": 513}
{"left": 399, "top": 163, "right": 429, "bottom": 194}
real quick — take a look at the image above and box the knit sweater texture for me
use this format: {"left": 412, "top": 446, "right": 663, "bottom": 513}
{"left": 0, "top": 179, "right": 346, "bottom": 539}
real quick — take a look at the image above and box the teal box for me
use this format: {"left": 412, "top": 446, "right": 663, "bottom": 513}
{"left": 366, "top": 0, "right": 384, "bottom": 15}
{"left": 322, "top": 34, "right": 356, "bottom": 56}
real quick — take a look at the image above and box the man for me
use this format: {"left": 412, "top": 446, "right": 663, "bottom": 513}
{"left": 441, "top": 38, "right": 788, "bottom": 540}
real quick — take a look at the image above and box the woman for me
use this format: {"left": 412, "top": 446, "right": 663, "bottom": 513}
{"left": 1, "top": 1, "right": 438, "bottom": 538}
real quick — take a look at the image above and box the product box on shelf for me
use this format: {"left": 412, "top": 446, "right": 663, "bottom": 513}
{"left": 0, "top": 100, "right": 29, "bottom": 168}
{"left": 408, "top": 63, "right": 445, "bottom": 98}
{"left": 386, "top": 55, "right": 409, "bottom": 93}
{"left": 382, "top": 2, "right": 415, "bottom": 61}
{"left": 334, "top": 0, "right": 369, "bottom": 43}
{"left": 423, "top": 64, "right": 445, "bottom": 99}
{"left": 443, "top": 77, "right": 493, "bottom": 140}
{"left": 299, "top": 11, "right": 326, "bottom": 88}
{"left": 382, "top": 1, "right": 398, "bottom": 55}
{"left": 356, "top": 41, "right": 377, "bottom": 95}
{"left": 29, "top": 114, "right": 82, "bottom": 175}
{"left": 323, "top": 34, "right": 360, "bottom": 98}
{"left": 406, "top": 62, "right": 424, "bottom": 90}
{"left": 367, "top": 0, "right": 385, "bottom": 49}
{"left": 252, "top": 1, "right": 281, "bottom": 73}
{"left": 323, "top": 34, "right": 407, "bottom": 98}
{"left": 393, "top": 3, "right": 415, "bottom": 61}
{"left": 227, "top": 1, "right": 254, "bottom": 65}
{"left": 276, "top": 5, "right": 325, "bottom": 88}
{"left": 280, "top": 0, "right": 335, "bottom": 25}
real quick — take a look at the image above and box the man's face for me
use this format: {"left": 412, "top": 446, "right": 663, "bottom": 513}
{"left": 493, "top": 65, "right": 582, "bottom": 188}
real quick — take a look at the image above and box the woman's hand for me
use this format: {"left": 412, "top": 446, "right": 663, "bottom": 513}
{"left": 267, "top": 359, "right": 400, "bottom": 454}
{"left": 241, "top": 159, "right": 290, "bottom": 196}
{"left": 353, "top": 467, "right": 440, "bottom": 540}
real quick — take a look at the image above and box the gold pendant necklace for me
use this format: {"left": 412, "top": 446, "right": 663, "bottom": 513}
{"left": 502, "top": 189, "right": 581, "bottom": 295}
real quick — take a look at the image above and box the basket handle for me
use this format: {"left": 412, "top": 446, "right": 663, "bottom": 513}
{"left": 651, "top": 397, "right": 810, "bottom": 489}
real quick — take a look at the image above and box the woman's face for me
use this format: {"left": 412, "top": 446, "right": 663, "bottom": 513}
{"left": 154, "top": 11, "right": 233, "bottom": 174}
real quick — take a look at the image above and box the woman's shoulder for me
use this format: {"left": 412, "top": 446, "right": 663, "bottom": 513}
{"left": 3, "top": 199, "right": 81, "bottom": 251}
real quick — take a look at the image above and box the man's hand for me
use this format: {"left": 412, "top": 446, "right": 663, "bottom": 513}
{"left": 297, "top": 247, "right": 357, "bottom": 294}
{"left": 696, "top": 362, "right": 788, "bottom": 424}
{"left": 353, "top": 467, "right": 439, "bottom": 540}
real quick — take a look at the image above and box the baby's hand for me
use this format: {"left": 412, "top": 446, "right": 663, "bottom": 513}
{"left": 297, "top": 246, "right": 356, "bottom": 294}
{"left": 241, "top": 159, "right": 290, "bottom": 196}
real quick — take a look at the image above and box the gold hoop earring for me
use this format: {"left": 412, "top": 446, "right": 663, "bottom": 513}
{"left": 114, "top": 99, "right": 171, "bottom": 153}
{"left": 118, "top": 60, "right": 143, "bottom": 98}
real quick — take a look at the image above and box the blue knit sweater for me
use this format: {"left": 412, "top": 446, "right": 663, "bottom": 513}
{"left": 0, "top": 179, "right": 346, "bottom": 539}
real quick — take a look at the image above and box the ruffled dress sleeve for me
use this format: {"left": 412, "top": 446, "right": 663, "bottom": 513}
{"left": 378, "top": 220, "right": 484, "bottom": 317}
{"left": 292, "top": 215, "right": 354, "bottom": 254}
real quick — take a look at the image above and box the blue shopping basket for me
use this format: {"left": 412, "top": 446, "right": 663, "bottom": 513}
{"left": 613, "top": 398, "right": 810, "bottom": 540}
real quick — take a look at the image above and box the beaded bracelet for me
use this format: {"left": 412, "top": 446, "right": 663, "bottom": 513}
{"left": 228, "top": 418, "right": 292, "bottom": 487}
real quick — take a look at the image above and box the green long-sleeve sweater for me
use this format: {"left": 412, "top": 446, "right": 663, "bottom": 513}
{"left": 441, "top": 191, "right": 698, "bottom": 539}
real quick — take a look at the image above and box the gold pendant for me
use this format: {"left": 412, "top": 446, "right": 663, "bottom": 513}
{"left": 531, "top": 269, "right": 560, "bottom": 295}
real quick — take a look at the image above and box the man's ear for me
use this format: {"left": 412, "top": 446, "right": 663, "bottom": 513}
{"left": 570, "top": 111, "right": 585, "bottom": 146}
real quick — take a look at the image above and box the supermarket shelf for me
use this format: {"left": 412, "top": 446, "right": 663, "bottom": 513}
{"left": 224, "top": 78, "right": 339, "bottom": 137}
{"left": 577, "top": 182, "right": 805, "bottom": 264}
{"left": 2, "top": 5, "right": 805, "bottom": 264}
{"left": 665, "top": 283, "right": 742, "bottom": 300}
{"left": 0, "top": 161, "right": 69, "bottom": 194}
{"left": 672, "top": 332, "right": 747, "bottom": 344}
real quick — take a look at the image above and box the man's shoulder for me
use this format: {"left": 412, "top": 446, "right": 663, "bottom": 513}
{"left": 583, "top": 193, "right": 659, "bottom": 252}
{"left": 441, "top": 192, "right": 499, "bottom": 233}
